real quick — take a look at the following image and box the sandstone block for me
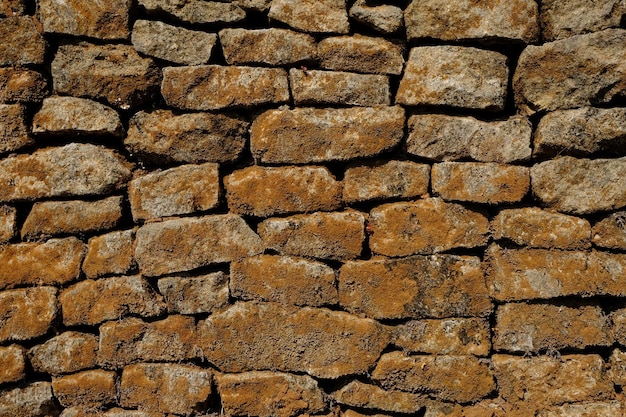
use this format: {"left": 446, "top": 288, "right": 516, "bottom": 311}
{"left": 537, "top": 402, "right": 623, "bottom": 417}
{"left": 0, "top": 287, "right": 57, "bottom": 343}
{"left": 269, "top": 0, "right": 349, "bottom": 34}
{"left": 609, "top": 349, "right": 626, "bottom": 386}
{"left": 0, "top": 205, "right": 15, "bottom": 243}
{"left": 83, "top": 230, "right": 136, "bottom": 279}
{"left": 225, "top": 165, "right": 341, "bottom": 217}
{"left": 317, "top": 35, "right": 403, "bottom": 74}
{"left": 233, "top": 0, "right": 271, "bottom": 12}
{"left": 0, "top": 345, "right": 25, "bottom": 384}
{"left": 349, "top": 0, "right": 403, "bottom": 34}
{"left": 341, "top": 411, "right": 390, "bottom": 417}
{"left": 139, "top": 0, "right": 245, "bottom": 24}
{"left": 231, "top": 255, "right": 338, "bottom": 307}
{"left": 217, "top": 371, "right": 326, "bottom": 417}
{"left": 514, "top": 29, "right": 626, "bottom": 114}
{"left": 369, "top": 198, "right": 489, "bottom": 256}
{"left": 610, "top": 308, "right": 626, "bottom": 346}
{"left": 258, "top": 211, "right": 365, "bottom": 261}
{"left": 541, "top": 0, "right": 626, "bottom": 41}
{"left": 0, "top": 382, "right": 57, "bottom": 417}
{"left": 60, "top": 276, "right": 166, "bottom": 326}
{"left": 199, "top": 302, "right": 389, "bottom": 378}
{"left": 29, "top": 332, "right": 98, "bottom": 375}
{"left": 52, "top": 370, "right": 117, "bottom": 408}
{"left": 157, "top": 272, "right": 229, "bottom": 315}
{"left": 0, "top": 0, "right": 25, "bottom": 16}
{"left": 60, "top": 409, "right": 167, "bottom": 417}
{"left": 135, "top": 214, "right": 262, "bottom": 277}
{"left": 397, "top": 46, "right": 508, "bottom": 111}
{"left": 0, "top": 104, "right": 32, "bottom": 154}
{"left": 407, "top": 114, "right": 532, "bottom": 163}
{"left": 125, "top": 110, "right": 248, "bottom": 164}
{"left": 250, "top": 106, "right": 404, "bottom": 164}
{"left": 333, "top": 380, "right": 425, "bottom": 414}
{"left": 592, "top": 211, "right": 626, "bottom": 249}
{"left": 0, "top": 68, "right": 47, "bottom": 103}
{"left": 162, "top": 65, "right": 289, "bottom": 110}
{"left": 0, "top": 17, "right": 45, "bottom": 65}
{"left": 38, "top": 0, "right": 130, "bottom": 39}
{"left": 220, "top": 28, "right": 317, "bottom": 66}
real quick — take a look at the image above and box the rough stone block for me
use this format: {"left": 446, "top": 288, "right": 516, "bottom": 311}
{"left": 317, "top": 35, "right": 404, "bottom": 74}
{"left": 0, "top": 345, "right": 25, "bottom": 384}
{"left": 541, "top": 0, "right": 626, "bottom": 41}
{"left": 0, "top": 287, "right": 57, "bottom": 343}
{"left": 349, "top": 0, "right": 403, "bottom": 34}
{"left": 0, "top": 205, "right": 15, "bottom": 243}
{"left": 0, "top": 0, "right": 26, "bottom": 16}
{"left": 0, "top": 17, "right": 46, "bottom": 65}
{"left": 0, "top": 68, "right": 47, "bottom": 103}
{"left": 29, "top": 332, "right": 98, "bottom": 375}
{"left": 139, "top": 0, "right": 245, "bottom": 24}
{"left": 609, "top": 349, "right": 626, "bottom": 386}
{"left": 333, "top": 380, "right": 425, "bottom": 414}
{"left": 592, "top": 211, "right": 626, "bottom": 249}
{"left": 269, "top": 0, "right": 349, "bottom": 34}
{"left": 537, "top": 402, "right": 623, "bottom": 417}
{"left": 52, "top": 370, "right": 117, "bottom": 408}
{"left": 157, "top": 272, "right": 229, "bottom": 315}
{"left": 232, "top": 0, "right": 271, "bottom": 12}
{"left": 0, "top": 104, "right": 32, "bottom": 154}
{"left": 83, "top": 230, "right": 135, "bottom": 279}
{"left": 38, "top": 0, "right": 130, "bottom": 39}
{"left": 610, "top": 308, "right": 626, "bottom": 346}
{"left": 60, "top": 408, "right": 167, "bottom": 417}
{"left": 0, "top": 382, "right": 57, "bottom": 417}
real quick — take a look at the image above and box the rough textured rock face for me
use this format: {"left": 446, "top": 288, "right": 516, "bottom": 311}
{"left": 0, "top": 68, "right": 48, "bottom": 103}
{"left": 29, "top": 332, "right": 98, "bottom": 375}
{"left": 0, "top": 287, "right": 57, "bottom": 343}
{"left": 0, "top": 345, "right": 25, "bottom": 384}
{"left": 0, "top": 104, "right": 32, "bottom": 154}
{"left": 0, "top": 382, "right": 57, "bottom": 417}
{"left": 52, "top": 370, "right": 117, "bottom": 408}
{"left": 0, "top": 16, "right": 46, "bottom": 66}
{"left": 157, "top": 272, "right": 229, "bottom": 314}
{"left": 269, "top": 0, "right": 349, "bottom": 34}
{"left": 138, "top": 0, "right": 245, "bottom": 24}
{"left": 540, "top": 0, "right": 626, "bottom": 41}
{"left": 317, "top": 35, "right": 404, "bottom": 75}
{"left": 333, "top": 380, "right": 426, "bottom": 414}
{"left": 349, "top": 0, "right": 403, "bottom": 34}
{"left": 592, "top": 211, "right": 626, "bottom": 249}
{"left": 82, "top": 230, "right": 135, "bottom": 278}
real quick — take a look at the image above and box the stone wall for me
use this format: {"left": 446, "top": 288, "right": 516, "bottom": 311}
{"left": 1, "top": 0, "right": 626, "bottom": 416}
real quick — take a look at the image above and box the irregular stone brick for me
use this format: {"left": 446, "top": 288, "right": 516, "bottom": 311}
{"left": 541, "top": 0, "right": 626, "bottom": 41}
{"left": 162, "top": 65, "right": 289, "bottom": 110}
{"left": 0, "top": 0, "right": 25, "bottom": 16}
{"left": 52, "top": 42, "right": 160, "bottom": 110}
{"left": 349, "top": 0, "right": 403, "bottom": 34}
{"left": 492, "top": 207, "right": 591, "bottom": 249}
{"left": 29, "top": 332, "right": 98, "bottom": 375}
{"left": 334, "top": 380, "right": 425, "bottom": 414}
{"left": 52, "top": 370, "right": 117, "bottom": 408}
{"left": 0, "top": 104, "right": 32, "bottom": 154}
{"left": 60, "top": 409, "right": 166, "bottom": 417}
{"left": 397, "top": 46, "right": 508, "bottom": 111}
{"left": 125, "top": 110, "right": 248, "bottom": 164}
{"left": 132, "top": 20, "right": 216, "bottom": 65}
{"left": 405, "top": 0, "right": 539, "bottom": 43}
{"left": 372, "top": 352, "right": 495, "bottom": 403}
{"left": 407, "top": 114, "right": 532, "bottom": 163}
{"left": 231, "top": 255, "right": 338, "bottom": 307}
{"left": 0, "top": 68, "right": 47, "bottom": 103}
{"left": 139, "top": 0, "right": 245, "bottom": 24}
{"left": 258, "top": 211, "right": 365, "bottom": 261}
{"left": 531, "top": 156, "right": 626, "bottom": 214}
{"left": 233, "top": 0, "right": 271, "bottom": 12}
{"left": 220, "top": 28, "right": 317, "bottom": 66}
{"left": 592, "top": 211, "right": 626, "bottom": 249}
{"left": 199, "top": 302, "right": 389, "bottom": 379}
{"left": 60, "top": 276, "right": 166, "bottom": 326}
{"left": 135, "top": 214, "right": 262, "bottom": 277}
{"left": 157, "top": 272, "right": 229, "bottom": 314}
{"left": 393, "top": 318, "right": 491, "bottom": 356}
{"left": 610, "top": 308, "right": 626, "bottom": 346}
{"left": 129, "top": 163, "right": 219, "bottom": 220}
{"left": 514, "top": 29, "right": 626, "bottom": 114}
{"left": 537, "top": 402, "right": 623, "bottom": 417}
{"left": 225, "top": 165, "right": 342, "bottom": 217}
{"left": 0, "top": 382, "right": 57, "bottom": 417}
{"left": 120, "top": 363, "right": 212, "bottom": 414}
{"left": 317, "top": 35, "right": 404, "bottom": 75}
{"left": 0, "top": 17, "right": 46, "bottom": 65}
{"left": 0, "top": 205, "right": 15, "bottom": 243}
{"left": 0, "top": 345, "right": 25, "bottom": 384}
{"left": 609, "top": 349, "right": 626, "bottom": 386}
{"left": 269, "top": 0, "right": 349, "bottom": 34}
{"left": 217, "top": 371, "right": 326, "bottom": 417}
{"left": 0, "top": 287, "right": 57, "bottom": 343}
{"left": 369, "top": 198, "right": 489, "bottom": 257}
{"left": 251, "top": 106, "right": 404, "bottom": 164}
{"left": 83, "top": 230, "right": 136, "bottom": 279}
{"left": 38, "top": 0, "right": 130, "bottom": 39}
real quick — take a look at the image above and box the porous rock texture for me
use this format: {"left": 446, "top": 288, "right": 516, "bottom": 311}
{"left": 2, "top": 1, "right": 626, "bottom": 416}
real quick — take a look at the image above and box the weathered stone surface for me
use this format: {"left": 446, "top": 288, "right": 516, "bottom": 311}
{"left": 492, "top": 207, "right": 591, "bottom": 249}
{"left": 52, "top": 42, "right": 160, "bottom": 110}
{"left": 432, "top": 162, "right": 530, "bottom": 204}
{"left": 83, "top": 230, "right": 135, "bottom": 279}
{"left": 0, "top": 345, "right": 25, "bottom": 384}
{"left": 592, "top": 211, "right": 626, "bottom": 249}
{"left": 135, "top": 214, "right": 262, "bottom": 277}
{"left": 0, "top": 205, "right": 15, "bottom": 243}
{"left": 341, "top": 411, "right": 390, "bottom": 417}
{"left": 318, "top": 35, "right": 404, "bottom": 75}
{"left": 231, "top": 255, "right": 338, "bottom": 307}
{"left": 232, "top": 0, "right": 271, "bottom": 12}
{"left": 0, "top": 287, "right": 57, "bottom": 343}
{"left": 0, "top": 17, "right": 46, "bottom": 65}
{"left": 132, "top": 20, "right": 216, "bottom": 65}
{"left": 610, "top": 308, "right": 626, "bottom": 346}
{"left": 405, "top": 0, "right": 539, "bottom": 43}
{"left": 531, "top": 156, "right": 626, "bottom": 214}
{"left": 349, "top": 0, "right": 403, "bottom": 34}
{"left": 199, "top": 302, "right": 389, "bottom": 378}
{"left": 60, "top": 409, "right": 166, "bottom": 417}
{"left": 372, "top": 352, "right": 495, "bottom": 403}
{"left": 125, "top": 110, "right": 248, "bottom": 164}
{"left": 369, "top": 198, "right": 489, "bottom": 257}
{"left": 130, "top": 163, "right": 219, "bottom": 220}
{"left": 52, "top": 370, "right": 117, "bottom": 408}
{"left": 139, "top": 0, "right": 245, "bottom": 24}
{"left": 38, "top": 0, "right": 130, "bottom": 39}
{"left": 0, "top": 143, "right": 132, "bottom": 202}
{"left": 333, "top": 380, "right": 425, "bottom": 414}
{"left": 269, "top": 0, "right": 349, "bottom": 34}
{"left": 423, "top": 400, "right": 519, "bottom": 417}
{"left": 29, "top": 332, "right": 98, "bottom": 375}
{"left": 98, "top": 315, "right": 199, "bottom": 368}
{"left": 514, "top": 29, "right": 626, "bottom": 114}
{"left": 251, "top": 106, "right": 404, "bottom": 164}
{"left": 120, "top": 363, "right": 212, "bottom": 414}
{"left": 258, "top": 211, "right": 365, "bottom": 261}
{"left": 397, "top": 46, "right": 508, "bottom": 111}
{"left": 0, "top": 0, "right": 25, "bottom": 16}
{"left": 537, "top": 402, "right": 623, "bottom": 417}
{"left": 609, "top": 349, "right": 626, "bottom": 386}
{"left": 0, "top": 68, "right": 47, "bottom": 103}
{"left": 220, "top": 28, "right": 317, "bottom": 66}
{"left": 21, "top": 196, "right": 123, "bottom": 240}
{"left": 393, "top": 318, "right": 491, "bottom": 356}
{"left": 157, "top": 272, "right": 229, "bottom": 315}
{"left": 162, "top": 65, "right": 289, "bottom": 110}
{"left": 225, "top": 165, "right": 342, "bottom": 217}
{"left": 407, "top": 114, "right": 532, "bottom": 163}
{"left": 60, "top": 276, "right": 166, "bottom": 326}
{"left": 541, "top": 0, "right": 626, "bottom": 41}
{"left": 217, "top": 371, "right": 326, "bottom": 417}
{"left": 0, "top": 382, "right": 57, "bottom": 417}
{"left": 0, "top": 104, "right": 32, "bottom": 154}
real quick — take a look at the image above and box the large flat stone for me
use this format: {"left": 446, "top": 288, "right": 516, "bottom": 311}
{"left": 29, "top": 331, "right": 98, "bottom": 375}
{"left": 0, "top": 104, "right": 32, "bottom": 154}
{"left": 317, "top": 35, "right": 404, "bottom": 75}
{"left": 0, "top": 345, "right": 25, "bottom": 384}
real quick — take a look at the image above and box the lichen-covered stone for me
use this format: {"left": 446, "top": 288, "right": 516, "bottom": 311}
{"left": 0, "top": 382, "right": 57, "bottom": 417}
{"left": 157, "top": 272, "right": 229, "bottom": 315}
{"left": 232, "top": 0, "right": 271, "bottom": 12}
{"left": 0, "top": 17, "right": 46, "bottom": 65}
{"left": 333, "top": 380, "right": 425, "bottom": 414}
{"left": 592, "top": 211, "right": 626, "bottom": 249}
{"left": 60, "top": 408, "right": 167, "bottom": 417}
{"left": 139, "top": 0, "right": 245, "bottom": 23}
{"left": 269, "top": 0, "right": 349, "bottom": 34}
{"left": 52, "top": 370, "right": 117, "bottom": 408}
{"left": 0, "top": 345, "right": 25, "bottom": 384}
{"left": 0, "top": 68, "right": 47, "bottom": 103}
{"left": 537, "top": 402, "right": 623, "bottom": 417}
{"left": 0, "top": 0, "right": 26, "bottom": 16}
{"left": 0, "top": 205, "right": 15, "bottom": 243}
{"left": 541, "top": 0, "right": 626, "bottom": 41}
{"left": 609, "top": 308, "right": 626, "bottom": 346}
{"left": 0, "top": 287, "right": 57, "bottom": 343}
{"left": 0, "top": 104, "right": 32, "bottom": 154}
{"left": 317, "top": 35, "right": 404, "bottom": 74}
{"left": 38, "top": 0, "right": 130, "bottom": 39}
{"left": 83, "top": 230, "right": 135, "bottom": 279}
{"left": 609, "top": 349, "right": 626, "bottom": 386}
{"left": 29, "top": 332, "right": 98, "bottom": 375}
{"left": 349, "top": 0, "right": 403, "bottom": 34}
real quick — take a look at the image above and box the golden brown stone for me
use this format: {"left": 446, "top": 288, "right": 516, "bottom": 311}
{"left": 29, "top": 332, "right": 98, "bottom": 375}
{"left": 333, "top": 380, "right": 426, "bottom": 414}
{"left": 593, "top": 211, "right": 626, "bottom": 249}
{"left": 541, "top": 0, "right": 626, "bottom": 41}
{"left": 0, "top": 68, "right": 47, "bottom": 103}
{"left": 0, "top": 205, "right": 15, "bottom": 243}
{"left": 139, "top": 0, "right": 245, "bottom": 24}
{"left": 157, "top": 272, "right": 229, "bottom": 315}
{"left": 0, "top": 103, "right": 31, "bottom": 154}
{"left": 0, "top": 17, "right": 46, "bottom": 65}
{"left": 269, "top": 0, "right": 349, "bottom": 34}
{"left": 317, "top": 34, "right": 404, "bottom": 74}
{"left": 52, "top": 370, "right": 117, "bottom": 408}
{"left": 38, "top": 0, "right": 130, "bottom": 39}
{"left": 0, "top": 287, "right": 57, "bottom": 343}
{"left": 83, "top": 230, "right": 135, "bottom": 279}
{"left": 0, "top": 382, "right": 57, "bottom": 417}
{"left": 0, "top": 345, "right": 25, "bottom": 384}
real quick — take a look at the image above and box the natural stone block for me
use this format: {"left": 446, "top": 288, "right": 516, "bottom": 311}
{"left": 592, "top": 211, "right": 626, "bottom": 249}
{"left": 0, "top": 382, "right": 57, "bottom": 417}
{"left": 258, "top": 211, "right": 365, "bottom": 261}
{"left": 52, "top": 370, "right": 117, "bottom": 408}
{"left": 0, "top": 0, "right": 25, "bottom": 16}
{"left": 0, "top": 287, "right": 57, "bottom": 343}
{"left": 0, "top": 68, "right": 47, "bottom": 103}
{"left": 157, "top": 272, "right": 229, "bottom": 315}
{"left": 135, "top": 214, "right": 262, "bottom": 277}
{"left": 341, "top": 411, "right": 390, "bottom": 417}
{"left": 29, "top": 332, "right": 98, "bottom": 375}
{"left": 349, "top": 0, "right": 403, "bottom": 34}
{"left": 0, "top": 205, "right": 15, "bottom": 243}
{"left": 318, "top": 35, "right": 404, "bottom": 74}
{"left": 125, "top": 110, "right": 248, "bottom": 164}
{"left": 38, "top": 0, "right": 130, "bottom": 39}
{"left": 514, "top": 29, "right": 626, "bottom": 114}
{"left": 333, "top": 380, "right": 425, "bottom": 414}
{"left": 0, "top": 345, "right": 25, "bottom": 384}
{"left": 231, "top": 255, "right": 338, "bottom": 307}
{"left": 0, "top": 17, "right": 46, "bottom": 65}
{"left": 269, "top": 0, "right": 349, "bottom": 34}
{"left": 397, "top": 46, "right": 508, "bottom": 111}
{"left": 0, "top": 104, "right": 32, "bottom": 154}
{"left": 541, "top": 0, "right": 626, "bottom": 41}
{"left": 610, "top": 308, "right": 626, "bottom": 346}
{"left": 369, "top": 198, "right": 489, "bottom": 256}
{"left": 372, "top": 352, "right": 495, "bottom": 403}
{"left": 199, "top": 302, "right": 389, "bottom": 378}
{"left": 537, "top": 402, "right": 623, "bottom": 417}
{"left": 225, "top": 165, "right": 342, "bottom": 217}
{"left": 407, "top": 114, "right": 532, "bottom": 163}
{"left": 217, "top": 371, "right": 326, "bottom": 417}
{"left": 609, "top": 349, "right": 626, "bottom": 386}
{"left": 220, "top": 28, "right": 317, "bottom": 66}
{"left": 250, "top": 106, "right": 404, "bottom": 164}
{"left": 233, "top": 0, "right": 271, "bottom": 12}
{"left": 162, "top": 65, "right": 289, "bottom": 110}
{"left": 139, "top": 0, "right": 245, "bottom": 24}
{"left": 60, "top": 408, "right": 167, "bottom": 417}
{"left": 60, "top": 276, "right": 166, "bottom": 326}
{"left": 83, "top": 230, "right": 135, "bottom": 279}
